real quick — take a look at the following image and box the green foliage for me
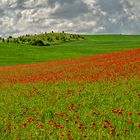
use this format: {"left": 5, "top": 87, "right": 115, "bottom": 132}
{"left": 31, "top": 40, "right": 45, "bottom": 46}
{"left": 4, "top": 32, "right": 84, "bottom": 46}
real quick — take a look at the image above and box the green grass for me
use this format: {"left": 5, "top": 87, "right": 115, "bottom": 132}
{"left": 0, "top": 34, "right": 140, "bottom": 139}
{"left": 0, "top": 35, "right": 140, "bottom": 66}
{"left": 0, "top": 78, "right": 140, "bottom": 139}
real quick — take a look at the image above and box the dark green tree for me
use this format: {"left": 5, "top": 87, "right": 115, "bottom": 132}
{"left": 8, "top": 36, "right": 12, "bottom": 39}
{"left": 7, "top": 39, "right": 9, "bottom": 43}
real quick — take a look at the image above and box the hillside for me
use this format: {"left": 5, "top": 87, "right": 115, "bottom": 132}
{"left": 0, "top": 32, "right": 85, "bottom": 46}
{"left": 0, "top": 35, "right": 140, "bottom": 66}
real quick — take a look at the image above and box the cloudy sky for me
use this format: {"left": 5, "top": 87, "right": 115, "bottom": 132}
{"left": 0, "top": 0, "right": 140, "bottom": 37}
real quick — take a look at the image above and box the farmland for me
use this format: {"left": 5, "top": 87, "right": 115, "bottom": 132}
{"left": 0, "top": 35, "right": 140, "bottom": 140}
{"left": 0, "top": 35, "right": 140, "bottom": 66}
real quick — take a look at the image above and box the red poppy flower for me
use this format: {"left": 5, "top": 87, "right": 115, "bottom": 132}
{"left": 128, "top": 112, "right": 132, "bottom": 116}
{"left": 22, "top": 123, "right": 27, "bottom": 128}
{"left": 27, "top": 117, "right": 34, "bottom": 121}
{"left": 60, "top": 133, "right": 65, "bottom": 137}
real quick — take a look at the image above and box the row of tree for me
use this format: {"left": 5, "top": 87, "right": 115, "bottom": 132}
{"left": 0, "top": 32, "right": 85, "bottom": 46}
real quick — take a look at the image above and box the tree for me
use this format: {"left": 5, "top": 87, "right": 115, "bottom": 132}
{"left": 12, "top": 39, "right": 19, "bottom": 44}
{"left": 27, "top": 38, "right": 31, "bottom": 42}
{"left": 61, "top": 36, "right": 66, "bottom": 41}
{"left": 45, "top": 43, "right": 50, "bottom": 46}
{"left": 56, "top": 36, "right": 59, "bottom": 40}
{"left": 81, "top": 36, "right": 85, "bottom": 39}
{"left": 8, "top": 36, "right": 12, "bottom": 39}
{"left": 7, "top": 39, "right": 9, "bottom": 43}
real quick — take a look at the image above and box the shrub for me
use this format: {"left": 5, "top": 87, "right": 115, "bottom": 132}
{"left": 47, "top": 37, "right": 53, "bottom": 42}
{"left": 7, "top": 39, "right": 9, "bottom": 43}
{"left": 31, "top": 40, "right": 45, "bottom": 46}
{"left": 56, "top": 36, "right": 59, "bottom": 40}
{"left": 45, "top": 43, "right": 50, "bottom": 46}
{"left": 8, "top": 36, "right": 12, "bottom": 39}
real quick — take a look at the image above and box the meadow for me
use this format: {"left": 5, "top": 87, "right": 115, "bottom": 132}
{"left": 0, "top": 35, "right": 140, "bottom": 66}
{"left": 0, "top": 35, "right": 140, "bottom": 140}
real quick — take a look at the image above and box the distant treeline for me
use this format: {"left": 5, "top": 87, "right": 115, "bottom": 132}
{"left": 0, "top": 31, "right": 85, "bottom": 46}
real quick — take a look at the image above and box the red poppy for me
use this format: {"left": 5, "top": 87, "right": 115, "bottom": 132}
{"left": 68, "top": 104, "right": 74, "bottom": 111}
{"left": 66, "top": 119, "right": 69, "bottom": 122}
{"left": 93, "top": 122, "right": 96, "bottom": 127}
{"left": 37, "top": 123, "right": 44, "bottom": 128}
{"left": 128, "top": 112, "right": 132, "bottom": 117}
{"left": 36, "top": 111, "right": 40, "bottom": 114}
{"left": 128, "top": 120, "right": 133, "bottom": 125}
{"left": 78, "top": 126, "right": 82, "bottom": 130}
{"left": 75, "top": 120, "right": 78, "bottom": 124}
{"left": 60, "top": 133, "right": 65, "bottom": 137}
{"left": 137, "top": 123, "right": 140, "bottom": 128}
{"left": 137, "top": 112, "right": 140, "bottom": 116}
{"left": 92, "top": 111, "right": 96, "bottom": 115}
{"left": 83, "top": 135, "right": 88, "bottom": 138}
{"left": 22, "top": 123, "right": 27, "bottom": 128}
{"left": 27, "top": 117, "right": 34, "bottom": 121}
{"left": 66, "top": 113, "right": 69, "bottom": 117}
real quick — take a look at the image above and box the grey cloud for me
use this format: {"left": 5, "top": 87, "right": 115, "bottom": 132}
{"left": 51, "top": 0, "right": 90, "bottom": 19}
{"left": 0, "top": 0, "right": 140, "bottom": 37}
{"left": 47, "top": 0, "right": 75, "bottom": 6}
{"left": 98, "top": 0, "right": 123, "bottom": 14}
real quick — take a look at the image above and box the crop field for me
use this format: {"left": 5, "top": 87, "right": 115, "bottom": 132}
{"left": 1, "top": 35, "right": 140, "bottom": 66}
{"left": 0, "top": 39, "right": 140, "bottom": 140}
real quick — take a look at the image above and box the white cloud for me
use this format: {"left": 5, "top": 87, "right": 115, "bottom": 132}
{"left": 0, "top": 0, "right": 140, "bottom": 37}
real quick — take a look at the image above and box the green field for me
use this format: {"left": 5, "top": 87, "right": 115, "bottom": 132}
{"left": 0, "top": 35, "right": 140, "bottom": 66}
{"left": 0, "top": 35, "right": 140, "bottom": 140}
{"left": 1, "top": 78, "right": 140, "bottom": 140}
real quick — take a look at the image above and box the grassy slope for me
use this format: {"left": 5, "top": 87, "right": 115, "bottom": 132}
{"left": 0, "top": 35, "right": 140, "bottom": 66}
{"left": 16, "top": 33, "right": 84, "bottom": 45}
{"left": 0, "top": 35, "right": 140, "bottom": 139}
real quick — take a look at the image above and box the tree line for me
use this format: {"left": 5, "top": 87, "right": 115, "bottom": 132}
{"left": 0, "top": 31, "right": 85, "bottom": 46}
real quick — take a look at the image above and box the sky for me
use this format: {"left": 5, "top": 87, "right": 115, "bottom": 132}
{"left": 0, "top": 0, "right": 140, "bottom": 37}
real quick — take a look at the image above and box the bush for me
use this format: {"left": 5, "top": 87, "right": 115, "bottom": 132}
{"left": 31, "top": 40, "right": 46, "bottom": 46}
{"left": 45, "top": 43, "right": 50, "bottom": 46}
{"left": 7, "top": 39, "right": 9, "bottom": 43}
{"left": 47, "top": 37, "right": 53, "bottom": 42}
{"left": 8, "top": 36, "right": 12, "bottom": 39}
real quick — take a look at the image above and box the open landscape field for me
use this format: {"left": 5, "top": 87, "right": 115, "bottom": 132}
{"left": 0, "top": 35, "right": 140, "bottom": 140}
{"left": 0, "top": 35, "right": 140, "bottom": 66}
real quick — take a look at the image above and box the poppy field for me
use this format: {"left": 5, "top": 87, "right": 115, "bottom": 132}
{"left": 0, "top": 48, "right": 140, "bottom": 140}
